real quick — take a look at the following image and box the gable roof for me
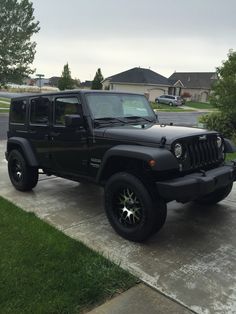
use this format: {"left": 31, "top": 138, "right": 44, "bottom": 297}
{"left": 169, "top": 72, "right": 217, "bottom": 89}
{"left": 106, "top": 67, "right": 170, "bottom": 86}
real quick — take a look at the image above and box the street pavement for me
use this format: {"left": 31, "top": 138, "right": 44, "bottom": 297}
{"left": 0, "top": 114, "right": 8, "bottom": 140}
{"left": 0, "top": 139, "right": 236, "bottom": 314}
{"left": 158, "top": 111, "right": 206, "bottom": 127}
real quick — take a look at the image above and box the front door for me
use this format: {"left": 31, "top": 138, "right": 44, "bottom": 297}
{"left": 49, "top": 95, "right": 89, "bottom": 175}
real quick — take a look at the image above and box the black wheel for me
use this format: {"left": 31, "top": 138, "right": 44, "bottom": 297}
{"left": 104, "top": 172, "right": 167, "bottom": 242}
{"left": 8, "top": 150, "right": 38, "bottom": 191}
{"left": 155, "top": 99, "right": 160, "bottom": 104}
{"left": 194, "top": 183, "right": 233, "bottom": 205}
{"left": 169, "top": 102, "right": 173, "bottom": 106}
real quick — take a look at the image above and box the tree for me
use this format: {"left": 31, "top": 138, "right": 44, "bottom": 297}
{"left": 210, "top": 49, "right": 236, "bottom": 121}
{"left": 200, "top": 50, "right": 236, "bottom": 140}
{"left": 91, "top": 68, "right": 104, "bottom": 90}
{"left": 0, "top": 0, "right": 40, "bottom": 86}
{"left": 58, "top": 63, "right": 74, "bottom": 91}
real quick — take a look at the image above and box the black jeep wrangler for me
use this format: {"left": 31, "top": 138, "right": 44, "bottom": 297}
{"left": 6, "top": 90, "right": 236, "bottom": 242}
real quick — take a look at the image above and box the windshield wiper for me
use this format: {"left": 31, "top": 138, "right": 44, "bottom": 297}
{"left": 94, "top": 117, "right": 126, "bottom": 127}
{"left": 125, "top": 116, "right": 154, "bottom": 123}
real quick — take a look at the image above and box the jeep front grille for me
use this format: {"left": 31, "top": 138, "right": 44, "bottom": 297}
{"left": 186, "top": 137, "right": 220, "bottom": 169}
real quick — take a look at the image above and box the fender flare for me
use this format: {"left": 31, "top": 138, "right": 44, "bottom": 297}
{"left": 6, "top": 137, "right": 39, "bottom": 167}
{"left": 96, "top": 145, "right": 179, "bottom": 182}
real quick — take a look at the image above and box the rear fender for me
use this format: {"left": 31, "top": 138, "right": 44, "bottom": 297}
{"left": 6, "top": 137, "right": 38, "bottom": 167}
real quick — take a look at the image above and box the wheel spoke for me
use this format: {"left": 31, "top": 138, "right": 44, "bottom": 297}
{"left": 115, "top": 187, "right": 142, "bottom": 227}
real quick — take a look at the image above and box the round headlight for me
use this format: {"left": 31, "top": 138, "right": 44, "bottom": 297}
{"left": 217, "top": 136, "right": 222, "bottom": 148}
{"left": 174, "top": 143, "right": 183, "bottom": 159}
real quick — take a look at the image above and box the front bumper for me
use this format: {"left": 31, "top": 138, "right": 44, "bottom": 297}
{"left": 156, "top": 161, "right": 236, "bottom": 203}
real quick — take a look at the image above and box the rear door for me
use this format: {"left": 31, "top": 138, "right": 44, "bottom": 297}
{"left": 27, "top": 96, "right": 52, "bottom": 169}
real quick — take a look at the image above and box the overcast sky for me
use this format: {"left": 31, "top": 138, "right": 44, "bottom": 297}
{"left": 31, "top": 0, "right": 236, "bottom": 81}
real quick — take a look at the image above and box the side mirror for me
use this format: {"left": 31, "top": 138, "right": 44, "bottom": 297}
{"left": 65, "top": 114, "right": 83, "bottom": 128}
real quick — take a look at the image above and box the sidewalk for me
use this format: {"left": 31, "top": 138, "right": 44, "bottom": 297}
{"left": 88, "top": 284, "right": 192, "bottom": 314}
{"left": 181, "top": 105, "right": 215, "bottom": 113}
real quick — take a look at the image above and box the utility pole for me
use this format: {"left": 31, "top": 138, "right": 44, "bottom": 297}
{"left": 36, "top": 74, "right": 45, "bottom": 92}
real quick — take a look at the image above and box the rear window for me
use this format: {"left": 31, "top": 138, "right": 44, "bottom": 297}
{"left": 10, "top": 99, "right": 27, "bottom": 124}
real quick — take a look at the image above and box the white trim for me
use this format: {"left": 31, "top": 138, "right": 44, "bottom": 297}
{"left": 173, "top": 80, "right": 184, "bottom": 87}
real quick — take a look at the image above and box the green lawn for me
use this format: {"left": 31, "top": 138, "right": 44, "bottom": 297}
{"left": 0, "top": 97, "right": 10, "bottom": 102}
{"left": 226, "top": 152, "right": 236, "bottom": 161}
{"left": 151, "top": 102, "right": 194, "bottom": 112}
{"left": 184, "top": 101, "right": 216, "bottom": 110}
{"left": 0, "top": 97, "right": 10, "bottom": 111}
{"left": 0, "top": 109, "right": 9, "bottom": 113}
{"left": 0, "top": 197, "right": 137, "bottom": 314}
{"left": 0, "top": 102, "right": 10, "bottom": 108}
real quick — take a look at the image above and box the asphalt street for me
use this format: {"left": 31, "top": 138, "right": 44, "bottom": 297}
{"left": 0, "top": 114, "right": 8, "bottom": 140}
{"left": 0, "top": 112, "right": 205, "bottom": 141}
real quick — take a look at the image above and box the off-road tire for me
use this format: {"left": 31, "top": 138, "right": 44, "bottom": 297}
{"left": 194, "top": 183, "right": 233, "bottom": 205}
{"left": 105, "top": 172, "right": 167, "bottom": 242}
{"left": 8, "top": 149, "right": 38, "bottom": 191}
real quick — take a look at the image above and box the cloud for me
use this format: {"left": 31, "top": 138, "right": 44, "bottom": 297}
{"left": 31, "top": 0, "right": 236, "bottom": 80}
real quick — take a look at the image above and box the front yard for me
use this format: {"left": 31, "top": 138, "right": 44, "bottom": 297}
{"left": 151, "top": 102, "right": 194, "bottom": 112}
{"left": 151, "top": 101, "right": 217, "bottom": 112}
{"left": 0, "top": 97, "right": 10, "bottom": 112}
{"left": 226, "top": 152, "right": 236, "bottom": 161}
{"left": 0, "top": 197, "right": 137, "bottom": 314}
{"left": 184, "top": 101, "right": 216, "bottom": 110}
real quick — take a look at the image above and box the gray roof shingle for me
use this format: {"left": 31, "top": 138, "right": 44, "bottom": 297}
{"left": 107, "top": 67, "right": 170, "bottom": 86}
{"left": 169, "top": 72, "right": 217, "bottom": 89}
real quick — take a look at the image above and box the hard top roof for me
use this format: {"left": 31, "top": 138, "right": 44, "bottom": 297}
{"left": 11, "top": 89, "right": 145, "bottom": 100}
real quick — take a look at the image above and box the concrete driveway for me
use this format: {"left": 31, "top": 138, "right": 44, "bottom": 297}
{"left": 0, "top": 140, "right": 236, "bottom": 314}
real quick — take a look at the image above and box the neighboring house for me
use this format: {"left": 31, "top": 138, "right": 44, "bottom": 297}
{"left": 169, "top": 72, "right": 217, "bottom": 103}
{"left": 80, "top": 80, "right": 92, "bottom": 89}
{"left": 35, "top": 78, "right": 50, "bottom": 87}
{"left": 102, "top": 67, "right": 171, "bottom": 102}
{"left": 49, "top": 76, "right": 61, "bottom": 87}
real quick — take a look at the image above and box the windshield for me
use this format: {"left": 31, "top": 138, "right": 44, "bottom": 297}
{"left": 85, "top": 93, "right": 155, "bottom": 121}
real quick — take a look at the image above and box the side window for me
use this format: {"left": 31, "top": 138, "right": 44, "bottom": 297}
{"left": 54, "top": 97, "right": 80, "bottom": 125}
{"left": 30, "top": 97, "right": 50, "bottom": 125}
{"left": 10, "top": 99, "right": 27, "bottom": 124}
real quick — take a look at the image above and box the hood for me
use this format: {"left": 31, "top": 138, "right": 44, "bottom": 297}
{"left": 100, "top": 123, "right": 217, "bottom": 145}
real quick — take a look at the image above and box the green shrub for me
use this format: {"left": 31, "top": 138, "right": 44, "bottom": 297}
{"left": 199, "top": 112, "right": 235, "bottom": 138}
{"left": 231, "top": 131, "right": 236, "bottom": 145}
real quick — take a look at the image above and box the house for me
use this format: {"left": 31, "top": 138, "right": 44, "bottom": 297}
{"left": 169, "top": 72, "right": 217, "bottom": 103}
{"left": 80, "top": 80, "right": 92, "bottom": 89}
{"left": 102, "top": 67, "right": 171, "bottom": 102}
